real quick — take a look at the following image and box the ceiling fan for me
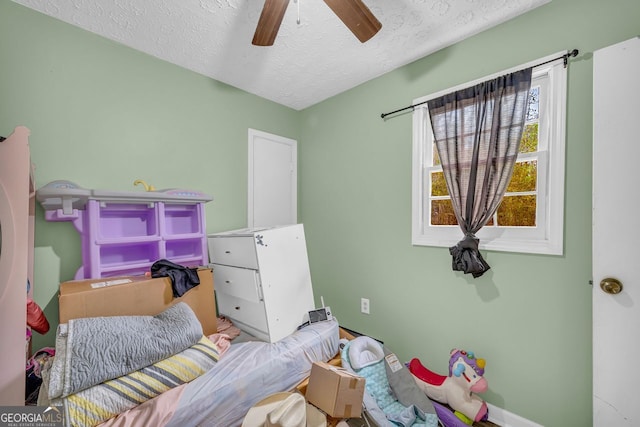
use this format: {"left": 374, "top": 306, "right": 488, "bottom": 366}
{"left": 252, "top": 0, "right": 382, "bottom": 46}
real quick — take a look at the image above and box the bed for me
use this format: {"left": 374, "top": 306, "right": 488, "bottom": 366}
{"left": 38, "top": 302, "right": 340, "bottom": 427}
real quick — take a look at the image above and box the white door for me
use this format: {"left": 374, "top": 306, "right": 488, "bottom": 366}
{"left": 593, "top": 37, "right": 640, "bottom": 426}
{"left": 248, "top": 129, "right": 297, "bottom": 228}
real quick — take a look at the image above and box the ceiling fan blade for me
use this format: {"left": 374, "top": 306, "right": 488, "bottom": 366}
{"left": 323, "top": 0, "right": 382, "bottom": 43}
{"left": 252, "top": 0, "right": 291, "bottom": 46}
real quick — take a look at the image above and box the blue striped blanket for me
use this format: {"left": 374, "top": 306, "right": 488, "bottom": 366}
{"left": 48, "top": 303, "right": 204, "bottom": 399}
{"left": 57, "top": 336, "right": 219, "bottom": 427}
{"left": 41, "top": 303, "right": 219, "bottom": 427}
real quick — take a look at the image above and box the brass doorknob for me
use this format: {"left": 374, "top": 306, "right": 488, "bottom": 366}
{"left": 600, "top": 277, "right": 623, "bottom": 294}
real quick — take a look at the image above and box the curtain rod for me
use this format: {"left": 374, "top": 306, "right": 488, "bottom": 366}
{"left": 380, "top": 48, "right": 579, "bottom": 120}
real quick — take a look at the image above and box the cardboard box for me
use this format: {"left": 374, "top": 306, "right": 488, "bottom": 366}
{"left": 58, "top": 268, "right": 217, "bottom": 335}
{"left": 305, "top": 361, "right": 365, "bottom": 418}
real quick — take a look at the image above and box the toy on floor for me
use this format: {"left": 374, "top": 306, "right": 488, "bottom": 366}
{"left": 341, "top": 336, "right": 440, "bottom": 427}
{"left": 409, "top": 349, "right": 488, "bottom": 424}
{"left": 430, "top": 401, "right": 476, "bottom": 427}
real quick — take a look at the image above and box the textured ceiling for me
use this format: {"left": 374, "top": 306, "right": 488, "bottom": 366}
{"left": 13, "top": 0, "right": 550, "bottom": 110}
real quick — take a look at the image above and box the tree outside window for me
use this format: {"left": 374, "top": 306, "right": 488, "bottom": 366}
{"left": 412, "top": 54, "right": 567, "bottom": 255}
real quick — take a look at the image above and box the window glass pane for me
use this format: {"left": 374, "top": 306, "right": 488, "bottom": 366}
{"left": 431, "top": 199, "right": 457, "bottom": 225}
{"left": 497, "top": 195, "right": 537, "bottom": 226}
{"left": 506, "top": 160, "right": 537, "bottom": 192}
{"left": 526, "top": 86, "right": 540, "bottom": 122}
{"left": 431, "top": 171, "right": 448, "bottom": 196}
{"left": 520, "top": 123, "right": 538, "bottom": 153}
{"left": 414, "top": 59, "right": 566, "bottom": 254}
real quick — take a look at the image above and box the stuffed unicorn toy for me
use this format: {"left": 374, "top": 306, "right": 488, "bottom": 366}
{"left": 409, "top": 349, "right": 488, "bottom": 424}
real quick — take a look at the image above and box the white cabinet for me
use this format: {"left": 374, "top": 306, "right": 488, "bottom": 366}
{"left": 208, "top": 224, "right": 315, "bottom": 343}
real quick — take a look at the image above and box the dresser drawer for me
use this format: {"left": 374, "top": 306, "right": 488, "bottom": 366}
{"left": 212, "top": 264, "right": 261, "bottom": 303}
{"left": 208, "top": 236, "right": 258, "bottom": 269}
{"left": 216, "top": 292, "right": 268, "bottom": 334}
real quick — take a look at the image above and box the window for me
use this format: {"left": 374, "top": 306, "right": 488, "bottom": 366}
{"left": 412, "top": 53, "right": 567, "bottom": 255}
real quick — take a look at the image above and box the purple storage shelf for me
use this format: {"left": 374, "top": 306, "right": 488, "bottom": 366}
{"left": 165, "top": 239, "right": 202, "bottom": 259}
{"left": 99, "top": 266, "right": 151, "bottom": 278}
{"left": 98, "top": 203, "right": 158, "bottom": 239}
{"left": 99, "top": 242, "right": 159, "bottom": 269}
{"left": 37, "top": 181, "right": 212, "bottom": 279}
{"left": 163, "top": 204, "right": 201, "bottom": 235}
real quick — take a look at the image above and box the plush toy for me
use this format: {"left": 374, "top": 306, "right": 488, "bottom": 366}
{"left": 409, "top": 349, "right": 488, "bottom": 424}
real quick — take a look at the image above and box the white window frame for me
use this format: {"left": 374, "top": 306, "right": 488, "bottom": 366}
{"left": 411, "top": 52, "right": 567, "bottom": 255}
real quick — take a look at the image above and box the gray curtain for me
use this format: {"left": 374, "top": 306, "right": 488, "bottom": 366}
{"left": 427, "top": 68, "right": 532, "bottom": 278}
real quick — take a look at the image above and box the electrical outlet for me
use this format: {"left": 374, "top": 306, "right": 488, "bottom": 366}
{"left": 361, "top": 298, "right": 370, "bottom": 314}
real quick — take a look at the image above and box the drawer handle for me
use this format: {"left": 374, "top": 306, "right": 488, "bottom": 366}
{"left": 225, "top": 251, "right": 231, "bottom": 254}
{"left": 234, "top": 306, "right": 240, "bottom": 310}
{"left": 225, "top": 280, "right": 232, "bottom": 284}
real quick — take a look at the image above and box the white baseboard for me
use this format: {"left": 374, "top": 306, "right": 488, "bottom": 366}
{"left": 487, "top": 403, "right": 544, "bottom": 427}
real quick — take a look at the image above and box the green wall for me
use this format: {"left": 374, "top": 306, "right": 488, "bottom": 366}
{"left": 0, "top": 1, "right": 300, "bottom": 360}
{"left": 2, "top": 0, "right": 638, "bottom": 425}
{"left": 299, "top": 0, "right": 638, "bottom": 426}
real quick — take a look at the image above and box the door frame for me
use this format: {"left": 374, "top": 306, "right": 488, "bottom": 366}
{"left": 247, "top": 128, "right": 297, "bottom": 228}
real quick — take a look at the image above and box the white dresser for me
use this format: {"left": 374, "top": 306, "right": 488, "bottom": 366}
{"left": 207, "top": 224, "right": 315, "bottom": 343}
